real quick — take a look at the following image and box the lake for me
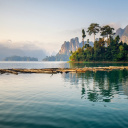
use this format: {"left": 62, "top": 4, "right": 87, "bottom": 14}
{"left": 0, "top": 61, "right": 128, "bottom": 128}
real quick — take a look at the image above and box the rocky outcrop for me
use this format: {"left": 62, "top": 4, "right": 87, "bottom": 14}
{"left": 120, "top": 36, "right": 128, "bottom": 44}
{"left": 115, "top": 25, "right": 128, "bottom": 44}
{"left": 59, "top": 41, "right": 70, "bottom": 55}
{"left": 59, "top": 37, "right": 79, "bottom": 55}
{"left": 116, "top": 28, "right": 124, "bottom": 37}
{"left": 43, "top": 37, "right": 93, "bottom": 61}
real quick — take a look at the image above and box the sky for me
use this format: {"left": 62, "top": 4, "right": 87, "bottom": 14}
{"left": 0, "top": 0, "right": 128, "bottom": 54}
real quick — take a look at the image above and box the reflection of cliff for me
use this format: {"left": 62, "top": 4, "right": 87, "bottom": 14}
{"left": 61, "top": 70, "right": 128, "bottom": 102}
{"left": 62, "top": 73, "right": 80, "bottom": 85}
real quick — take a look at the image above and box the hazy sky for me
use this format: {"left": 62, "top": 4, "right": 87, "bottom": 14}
{"left": 0, "top": 0, "right": 128, "bottom": 53}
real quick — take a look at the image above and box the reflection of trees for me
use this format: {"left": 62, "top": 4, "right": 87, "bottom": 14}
{"left": 69, "top": 62, "right": 128, "bottom": 68}
{"left": 81, "top": 83, "right": 85, "bottom": 99}
{"left": 62, "top": 70, "right": 128, "bottom": 102}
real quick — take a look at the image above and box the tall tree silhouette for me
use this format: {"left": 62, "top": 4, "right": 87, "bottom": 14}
{"left": 82, "top": 29, "right": 86, "bottom": 47}
{"left": 100, "top": 25, "right": 115, "bottom": 46}
{"left": 87, "top": 23, "right": 100, "bottom": 43}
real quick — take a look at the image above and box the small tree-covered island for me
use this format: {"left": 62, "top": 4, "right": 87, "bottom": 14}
{"left": 70, "top": 23, "right": 128, "bottom": 62}
{"left": 4, "top": 56, "right": 38, "bottom": 61}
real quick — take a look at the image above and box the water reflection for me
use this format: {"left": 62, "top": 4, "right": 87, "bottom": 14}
{"left": 69, "top": 62, "right": 128, "bottom": 68}
{"left": 62, "top": 70, "right": 128, "bottom": 102}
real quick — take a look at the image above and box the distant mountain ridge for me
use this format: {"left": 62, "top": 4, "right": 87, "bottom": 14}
{"left": 115, "top": 25, "right": 128, "bottom": 44}
{"left": 43, "top": 37, "right": 93, "bottom": 61}
{"left": 4, "top": 56, "right": 38, "bottom": 61}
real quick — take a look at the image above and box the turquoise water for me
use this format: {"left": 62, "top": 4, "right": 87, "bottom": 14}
{"left": 0, "top": 62, "right": 128, "bottom": 128}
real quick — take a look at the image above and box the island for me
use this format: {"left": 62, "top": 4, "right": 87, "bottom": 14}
{"left": 3, "top": 56, "right": 38, "bottom": 61}
{"left": 70, "top": 23, "right": 128, "bottom": 62}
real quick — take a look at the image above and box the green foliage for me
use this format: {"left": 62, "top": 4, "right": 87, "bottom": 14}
{"left": 70, "top": 36, "right": 128, "bottom": 62}
{"left": 82, "top": 29, "right": 86, "bottom": 47}
{"left": 70, "top": 23, "right": 127, "bottom": 62}
{"left": 82, "top": 29, "right": 86, "bottom": 38}
{"left": 100, "top": 25, "right": 115, "bottom": 46}
{"left": 87, "top": 23, "right": 100, "bottom": 42}
{"left": 87, "top": 23, "right": 100, "bottom": 35}
{"left": 100, "top": 25, "right": 115, "bottom": 37}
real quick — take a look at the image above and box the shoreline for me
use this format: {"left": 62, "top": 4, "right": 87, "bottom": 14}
{"left": 68, "top": 61, "right": 128, "bottom": 63}
{"left": 0, "top": 66, "right": 128, "bottom": 75}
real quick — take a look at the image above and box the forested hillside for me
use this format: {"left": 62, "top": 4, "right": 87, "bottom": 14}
{"left": 70, "top": 23, "right": 128, "bottom": 62}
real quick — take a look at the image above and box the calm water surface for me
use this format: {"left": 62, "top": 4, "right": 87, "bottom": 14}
{"left": 0, "top": 61, "right": 128, "bottom": 128}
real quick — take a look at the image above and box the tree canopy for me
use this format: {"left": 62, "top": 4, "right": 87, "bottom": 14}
{"left": 82, "top": 29, "right": 86, "bottom": 47}
{"left": 87, "top": 23, "right": 100, "bottom": 42}
{"left": 70, "top": 36, "right": 128, "bottom": 61}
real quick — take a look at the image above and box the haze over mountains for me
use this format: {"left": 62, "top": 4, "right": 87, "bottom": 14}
{"left": 0, "top": 40, "right": 47, "bottom": 61}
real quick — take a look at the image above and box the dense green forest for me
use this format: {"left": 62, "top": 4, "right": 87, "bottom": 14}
{"left": 4, "top": 56, "right": 38, "bottom": 61}
{"left": 70, "top": 23, "right": 128, "bottom": 61}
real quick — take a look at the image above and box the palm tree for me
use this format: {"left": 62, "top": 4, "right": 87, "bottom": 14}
{"left": 82, "top": 29, "right": 86, "bottom": 47}
{"left": 87, "top": 23, "right": 100, "bottom": 43}
{"left": 100, "top": 25, "right": 115, "bottom": 46}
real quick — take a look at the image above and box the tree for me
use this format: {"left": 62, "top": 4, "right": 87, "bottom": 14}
{"left": 87, "top": 23, "right": 100, "bottom": 43}
{"left": 82, "top": 29, "right": 86, "bottom": 47}
{"left": 100, "top": 25, "right": 115, "bottom": 46}
{"left": 70, "top": 23, "right": 128, "bottom": 62}
{"left": 115, "top": 35, "right": 120, "bottom": 43}
{"left": 100, "top": 25, "right": 109, "bottom": 39}
{"left": 87, "top": 39, "right": 89, "bottom": 44}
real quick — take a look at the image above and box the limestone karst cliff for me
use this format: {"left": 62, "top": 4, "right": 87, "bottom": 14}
{"left": 43, "top": 37, "right": 93, "bottom": 61}
{"left": 115, "top": 25, "right": 128, "bottom": 44}
{"left": 59, "top": 37, "right": 79, "bottom": 55}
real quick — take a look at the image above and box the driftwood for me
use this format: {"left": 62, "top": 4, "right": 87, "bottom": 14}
{"left": 0, "top": 66, "right": 128, "bottom": 75}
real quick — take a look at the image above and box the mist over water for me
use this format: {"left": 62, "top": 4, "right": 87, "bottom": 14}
{"left": 0, "top": 62, "right": 128, "bottom": 128}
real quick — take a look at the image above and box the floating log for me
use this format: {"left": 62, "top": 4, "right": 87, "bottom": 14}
{"left": 0, "top": 69, "right": 18, "bottom": 75}
{"left": 0, "top": 66, "right": 128, "bottom": 75}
